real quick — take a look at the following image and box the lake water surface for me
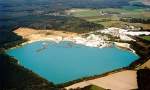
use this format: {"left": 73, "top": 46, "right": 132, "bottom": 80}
{"left": 7, "top": 41, "right": 139, "bottom": 84}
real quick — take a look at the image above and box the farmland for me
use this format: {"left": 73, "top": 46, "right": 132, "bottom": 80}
{"left": 66, "top": 8, "right": 150, "bottom": 30}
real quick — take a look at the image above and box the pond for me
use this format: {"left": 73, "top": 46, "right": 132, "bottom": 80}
{"left": 7, "top": 41, "right": 139, "bottom": 84}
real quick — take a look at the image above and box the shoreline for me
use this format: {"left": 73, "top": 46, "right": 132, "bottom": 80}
{"left": 8, "top": 27, "right": 136, "bottom": 52}
{"left": 65, "top": 70, "right": 137, "bottom": 90}
{"left": 14, "top": 28, "right": 112, "bottom": 49}
{"left": 114, "top": 42, "right": 137, "bottom": 55}
{"left": 8, "top": 39, "right": 137, "bottom": 55}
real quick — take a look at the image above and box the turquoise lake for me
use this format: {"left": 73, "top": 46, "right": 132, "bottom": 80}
{"left": 7, "top": 41, "right": 139, "bottom": 84}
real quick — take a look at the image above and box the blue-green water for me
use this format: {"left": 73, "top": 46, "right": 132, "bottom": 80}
{"left": 7, "top": 41, "right": 139, "bottom": 84}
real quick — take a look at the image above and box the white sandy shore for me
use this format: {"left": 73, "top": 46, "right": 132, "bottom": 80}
{"left": 14, "top": 27, "right": 139, "bottom": 50}
{"left": 12, "top": 27, "right": 138, "bottom": 56}
{"left": 114, "top": 42, "right": 136, "bottom": 54}
{"left": 14, "top": 27, "right": 150, "bottom": 49}
{"left": 65, "top": 70, "right": 138, "bottom": 90}
{"left": 14, "top": 28, "right": 112, "bottom": 48}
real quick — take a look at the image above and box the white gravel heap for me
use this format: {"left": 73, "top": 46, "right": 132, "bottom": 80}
{"left": 66, "top": 34, "right": 111, "bottom": 48}
{"left": 99, "top": 27, "right": 150, "bottom": 41}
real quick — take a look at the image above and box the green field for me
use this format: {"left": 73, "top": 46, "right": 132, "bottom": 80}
{"left": 89, "top": 85, "right": 106, "bottom": 90}
{"left": 68, "top": 8, "right": 150, "bottom": 17}
{"left": 141, "top": 36, "right": 150, "bottom": 41}
{"left": 82, "top": 85, "right": 106, "bottom": 90}
{"left": 68, "top": 9, "right": 100, "bottom": 17}
{"left": 67, "top": 8, "right": 150, "bottom": 29}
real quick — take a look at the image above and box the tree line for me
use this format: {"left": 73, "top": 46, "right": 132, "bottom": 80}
{"left": 120, "top": 17, "right": 150, "bottom": 24}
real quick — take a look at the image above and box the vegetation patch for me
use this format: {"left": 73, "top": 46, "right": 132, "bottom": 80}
{"left": 74, "top": 85, "right": 106, "bottom": 90}
{"left": 137, "top": 69, "right": 150, "bottom": 90}
{"left": 140, "top": 36, "right": 150, "bottom": 41}
{"left": 0, "top": 54, "right": 58, "bottom": 90}
{"left": 15, "top": 16, "right": 104, "bottom": 33}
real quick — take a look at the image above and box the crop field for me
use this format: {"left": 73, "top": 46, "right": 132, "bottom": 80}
{"left": 66, "top": 8, "right": 150, "bottom": 29}
{"left": 67, "top": 8, "right": 150, "bottom": 18}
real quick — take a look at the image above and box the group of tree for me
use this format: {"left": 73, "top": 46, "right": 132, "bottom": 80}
{"left": 120, "top": 17, "right": 150, "bottom": 24}
{"left": 0, "top": 54, "right": 58, "bottom": 90}
{"left": 19, "top": 16, "right": 104, "bottom": 33}
{"left": 137, "top": 69, "right": 150, "bottom": 90}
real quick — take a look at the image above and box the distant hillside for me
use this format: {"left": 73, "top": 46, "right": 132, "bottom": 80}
{"left": 19, "top": 16, "right": 104, "bottom": 33}
{"left": 0, "top": 0, "right": 132, "bottom": 31}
